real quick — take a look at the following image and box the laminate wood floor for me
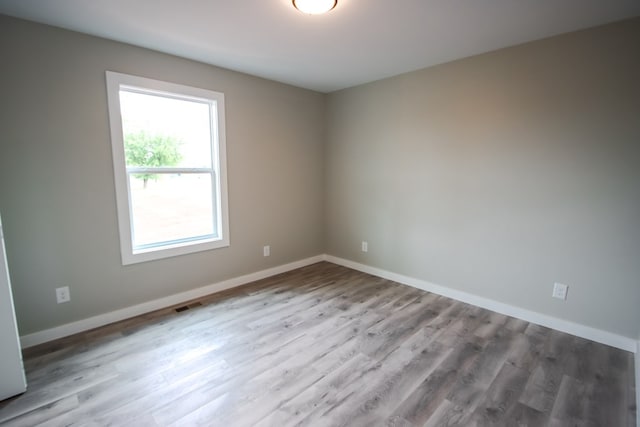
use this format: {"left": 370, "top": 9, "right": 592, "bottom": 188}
{"left": 0, "top": 262, "right": 635, "bottom": 426}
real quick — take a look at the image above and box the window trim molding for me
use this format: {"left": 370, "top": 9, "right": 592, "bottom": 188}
{"left": 105, "top": 71, "right": 230, "bottom": 265}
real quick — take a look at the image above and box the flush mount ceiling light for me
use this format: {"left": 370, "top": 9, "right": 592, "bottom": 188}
{"left": 293, "top": 0, "right": 337, "bottom": 15}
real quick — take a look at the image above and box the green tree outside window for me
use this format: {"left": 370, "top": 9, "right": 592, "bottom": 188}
{"left": 124, "top": 131, "right": 183, "bottom": 188}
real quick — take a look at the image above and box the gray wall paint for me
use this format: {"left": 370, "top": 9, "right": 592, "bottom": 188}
{"left": 325, "top": 18, "right": 640, "bottom": 339}
{"left": 0, "top": 15, "right": 325, "bottom": 335}
{"left": 1, "top": 14, "right": 638, "bottom": 341}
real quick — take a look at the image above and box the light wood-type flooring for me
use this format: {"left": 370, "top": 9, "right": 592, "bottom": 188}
{"left": 0, "top": 262, "right": 636, "bottom": 426}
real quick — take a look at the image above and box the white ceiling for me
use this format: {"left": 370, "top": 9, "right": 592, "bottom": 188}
{"left": 0, "top": 0, "right": 639, "bottom": 93}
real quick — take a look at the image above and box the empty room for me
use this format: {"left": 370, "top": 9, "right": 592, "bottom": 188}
{"left": 0, "top": 1, "right": 638, "bottom": 426}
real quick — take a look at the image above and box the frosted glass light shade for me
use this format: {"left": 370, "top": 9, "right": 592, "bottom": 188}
{"left": 293, "top": 0, "right": 337, "bottom": 15}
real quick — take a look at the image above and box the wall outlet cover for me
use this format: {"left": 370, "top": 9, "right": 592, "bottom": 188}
{"left": 56, "top": 286, "right": 70, "bottom": 304}
{"left": 552, "top": 282, "right": 568, "bottom": 300}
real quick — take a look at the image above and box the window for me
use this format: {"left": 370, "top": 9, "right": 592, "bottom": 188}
{"left": 106, "top": 71, "right": 229, "bottom": 264}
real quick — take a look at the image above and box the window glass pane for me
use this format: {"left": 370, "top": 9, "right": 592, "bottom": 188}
{"left": 129, "top": 173, "right": 215, "bottom": 249}
{"left": 120, "top": 90, "right": 213, "bottom": 168}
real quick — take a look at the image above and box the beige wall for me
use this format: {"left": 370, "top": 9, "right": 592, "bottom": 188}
{"left": 0, "top": 15, "right": 325, "bottom": 335}
{"left": 325, "top": 18, "right": 640, "bottom": 339}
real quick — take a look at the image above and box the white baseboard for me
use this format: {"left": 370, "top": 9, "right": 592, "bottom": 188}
{"left": 20, "top": 255, "right": 324, "bottom": 348}
{"left": 323, "top": 255, "right": 637, "bottom": 353}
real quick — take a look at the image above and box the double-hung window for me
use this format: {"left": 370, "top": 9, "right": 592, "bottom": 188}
{"left": 106, "top": 72, "right": 229, "bottom": 265}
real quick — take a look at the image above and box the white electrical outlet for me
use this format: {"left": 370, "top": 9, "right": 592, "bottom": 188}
{"left": 263, "top": 245, "right": 270, "bottom": 257}
{"left": 361, "top": 241, "right": 368, "bottom": 252}
{"left": 56, "top": 286, "right": 70, "bottom": 304}
{"left": 552, "top": 282, "right": 568, "bottom": 300}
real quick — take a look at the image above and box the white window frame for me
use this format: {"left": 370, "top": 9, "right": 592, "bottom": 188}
{"left": 105, "top": 71, "right": 229, "bottom": 265}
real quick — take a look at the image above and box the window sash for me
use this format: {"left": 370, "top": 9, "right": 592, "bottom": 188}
{"left": 126, "top": 170, "right": 219, "bottom": 252}
{"left": 126, "top": 167, "right": 213, "bottom": 174}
